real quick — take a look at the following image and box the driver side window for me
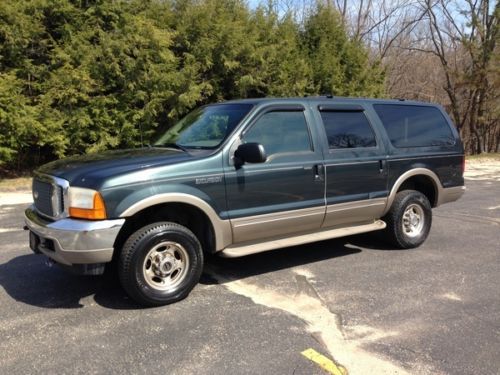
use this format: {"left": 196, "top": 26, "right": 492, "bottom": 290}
{"left": 243, "top": 111, "right": 312, "bottom": 157}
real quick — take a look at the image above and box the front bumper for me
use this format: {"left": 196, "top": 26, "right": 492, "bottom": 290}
{"left": 24, "top": 206, "right": 125, "bottom": 266}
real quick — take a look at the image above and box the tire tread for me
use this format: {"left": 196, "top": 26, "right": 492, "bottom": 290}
{"left": 383, "top": 190, "right": 432, "bottom": 249}
{"left": 118, "top": 222, "right": 203, "bottom": 307}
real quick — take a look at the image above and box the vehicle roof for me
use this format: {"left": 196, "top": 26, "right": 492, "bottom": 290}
{"left": 220, "top": 96, "right": 439, "bottom": 107}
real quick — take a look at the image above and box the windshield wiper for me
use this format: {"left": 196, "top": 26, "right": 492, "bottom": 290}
{"left": 155, "top": 143, "right": 190, "bottom": 152}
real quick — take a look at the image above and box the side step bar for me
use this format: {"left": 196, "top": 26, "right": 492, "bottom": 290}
{"left": 220, "top": 219, "right": 386, "bottom": 258}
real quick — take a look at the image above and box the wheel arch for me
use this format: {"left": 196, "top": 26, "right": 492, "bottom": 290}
{"left": 115, "top": 194, "right": 232, "bottom": 254}
{"left": 383, "top": 168, "right": 443, "bottom": 215}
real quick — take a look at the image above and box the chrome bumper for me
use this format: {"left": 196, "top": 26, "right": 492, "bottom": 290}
{"left": 24, "top": 206, "right": 125, "bottom": 266}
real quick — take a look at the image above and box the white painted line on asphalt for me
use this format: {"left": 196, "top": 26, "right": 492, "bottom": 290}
{"left": 0, "top": 228, "right": 21, "bottom": 234}
{"left": 0, "top": 193, "right": 33, "bottom": 206}
{"left": 487, "top": 205, "right": 500, "bottom": 210}
{"left": 442, "top": 293, "right": 462, "bottom": 301}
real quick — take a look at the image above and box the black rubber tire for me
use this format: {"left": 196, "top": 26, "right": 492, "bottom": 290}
{"left": 118, "top": 222, "right": 203, "bottom": 307}
{"left": 382, "top": 190, "right": 432, "bottom": 249}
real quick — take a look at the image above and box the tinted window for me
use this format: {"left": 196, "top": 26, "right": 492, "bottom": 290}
{"left": 243, "top": 111, "right": 312, "bottom": 156}
{"left": 319, "top": 111, "right": 376, "bottom": 149}
{"left": 373, "top": 104, "right": 454, "bottom": 147}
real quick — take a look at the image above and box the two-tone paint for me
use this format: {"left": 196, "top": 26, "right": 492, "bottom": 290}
{"left": 28, "top": 97, "right": 465, "bottom": 264}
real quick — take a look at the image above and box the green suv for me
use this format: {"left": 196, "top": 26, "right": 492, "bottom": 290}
{"left": 25, "top": 97, "right": 465, "bottom": 306}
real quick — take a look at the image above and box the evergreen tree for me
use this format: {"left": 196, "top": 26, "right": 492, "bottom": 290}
{"left": 301, "top": 4, "right": 384, "bottom": 97}
{"left": 0, "top": 0, "right": 384, "bottom": 173}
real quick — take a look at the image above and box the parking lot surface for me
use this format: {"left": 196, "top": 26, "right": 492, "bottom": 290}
{"left": 0, "top": 167, "right": 499, "bottom": 374}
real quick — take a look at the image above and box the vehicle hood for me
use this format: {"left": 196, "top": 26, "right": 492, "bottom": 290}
{"left": 37, "top": 147, "right": 199, "bottom": 188}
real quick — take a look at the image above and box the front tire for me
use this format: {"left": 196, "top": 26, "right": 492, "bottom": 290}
{"left": 118, "top": 222, "right": 204, "bottom": 307}
{"left": 383, "top": 190, "right": 432, "bottom": 249}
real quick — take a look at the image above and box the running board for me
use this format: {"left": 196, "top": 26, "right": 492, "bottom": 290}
{"left": 220, "top": 220, "right": 386, "bottom": 258}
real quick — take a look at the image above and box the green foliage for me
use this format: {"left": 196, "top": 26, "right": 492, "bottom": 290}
{"left": 301, "top": 4, "right": 384, "bottom": 97}
{"left": 0, "top": 0, "right": 384, "bottom": 171}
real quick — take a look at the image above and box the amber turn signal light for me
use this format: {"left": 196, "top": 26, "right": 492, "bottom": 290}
{"left": 68, "top": 190, "right": 107, "bottom": 220}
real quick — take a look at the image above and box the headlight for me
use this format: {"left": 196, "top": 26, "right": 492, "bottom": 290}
{"left": 68, "top": 187, "right": 107, "bottom": 220}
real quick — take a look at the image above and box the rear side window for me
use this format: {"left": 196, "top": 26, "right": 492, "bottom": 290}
{"left": 373, "top": 104, "right": 454, "bottom": 147}
{"left": 319, "top": 111, "right": 376, "bottom": 149}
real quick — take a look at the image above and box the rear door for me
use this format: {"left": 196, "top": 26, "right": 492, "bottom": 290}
{"left": 313, "top": 103, "right": 389, "bottom": 227}
{"left": 223, "top": 104, "right": 326, "bottom": 244}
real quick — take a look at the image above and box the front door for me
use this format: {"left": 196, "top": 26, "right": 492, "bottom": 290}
{"left": 224, "top": 105, "right": 326, "bottom": 244}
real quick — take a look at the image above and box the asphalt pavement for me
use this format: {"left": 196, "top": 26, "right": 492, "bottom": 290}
{"left": 0, "top": 172, "right": 499, "bottom": 374}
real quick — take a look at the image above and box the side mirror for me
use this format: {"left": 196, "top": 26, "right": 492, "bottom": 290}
{"left": 234, "top": 143, "right": 267, "bottom": 167}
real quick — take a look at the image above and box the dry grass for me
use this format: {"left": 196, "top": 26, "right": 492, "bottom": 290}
{"left": 466, "top": 153, "right": 500, "bottom": 164}
{"left": 0, "top": 177, "right": 32, "bottom": 192}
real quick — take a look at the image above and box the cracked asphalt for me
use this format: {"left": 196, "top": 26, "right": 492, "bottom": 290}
{"left": 0, "top": 170, "right": 499, "bottom": 375}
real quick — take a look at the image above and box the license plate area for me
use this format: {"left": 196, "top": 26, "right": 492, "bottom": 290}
{"left": 29, "top": 231, "right": 40, "bottom": 253}
{"left": 29, "top": 231, "right": 55, "bottom": 253}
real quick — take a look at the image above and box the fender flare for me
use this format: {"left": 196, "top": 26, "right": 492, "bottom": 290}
{"left": 120, "top": 193, "right": 232, "bottom": 251}
{"left": 383, "top": 168, "right": 443, "bottom": 215}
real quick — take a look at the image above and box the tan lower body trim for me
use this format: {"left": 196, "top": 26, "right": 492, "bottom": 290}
{"left": 437, "top": 185, "right": 465, "bottom": 206}
{"left": 323, "top": 198, "right": 387, "bottom": 228}
{"left": 231, "top": 206, "right": 325, "bottom": 243}
{"left": 221, "top": 219, "right": 386, "bottom": 258}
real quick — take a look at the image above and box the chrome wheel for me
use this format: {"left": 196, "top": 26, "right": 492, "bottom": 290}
{"left": 143, "top": 241, "right": 190, "bottom": 291}
{"left": 402, "top": 203, "right": 425, "bottom": 238}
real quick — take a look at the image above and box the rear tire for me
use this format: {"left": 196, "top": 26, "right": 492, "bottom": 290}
{"left": 383, "top": 190, "right": 432, "bottom": 249}
{"left": 118, "top": 222, "right": 203, "bottom": 307}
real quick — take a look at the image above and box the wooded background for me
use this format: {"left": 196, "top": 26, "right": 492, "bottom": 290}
{"left": 0, "top": 0, "right": 498, "bottom": 174}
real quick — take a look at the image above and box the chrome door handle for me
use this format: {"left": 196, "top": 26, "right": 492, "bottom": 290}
{"left": 313, "top": 164, "right": 324, "bottom": 181}
{"left": 379, "top": 160, "right": 387, "bottom": 174}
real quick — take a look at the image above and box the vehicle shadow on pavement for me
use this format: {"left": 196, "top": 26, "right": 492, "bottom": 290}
{"left": 200, "top": 232, "right": 407, "bottom": 285}
{"left": 0, "top": 254, "right": 140, "bottom": 310}
{"left": 0, "top": 234, "right": 397, "bottom": 310}
{"left": 200, "top": 234, "right": 393, "bottom": 284}
{"left": 345, "top": 232, "right": 406, "bottom": 251}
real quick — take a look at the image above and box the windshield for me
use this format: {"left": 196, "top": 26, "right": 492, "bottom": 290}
{"left": 154, "top": 104, "right": 253, "bottom": 149}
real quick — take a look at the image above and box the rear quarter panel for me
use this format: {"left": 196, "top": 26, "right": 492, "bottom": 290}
{"left": 366, "top": 102, "right": 465, "bottom": 190}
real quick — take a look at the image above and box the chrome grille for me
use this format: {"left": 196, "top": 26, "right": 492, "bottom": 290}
{"left": 32, "top": 175, "right": 68, "bottom": 219}
{"left": 57, "top": 185, "right": 64, "bottom": 212}
{"left": 33, "top": 179, "right": 54, "bottom": 217}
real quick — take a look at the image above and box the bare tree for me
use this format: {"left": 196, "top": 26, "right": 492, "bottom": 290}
{"left": 259, "top": 0, "right": 500, "bottom": 153}
{"left": 418, "top": 0, "right": 499, "bottom": 153}
{"left": 350, "top": 0, "right": 499, "bottom": 153}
